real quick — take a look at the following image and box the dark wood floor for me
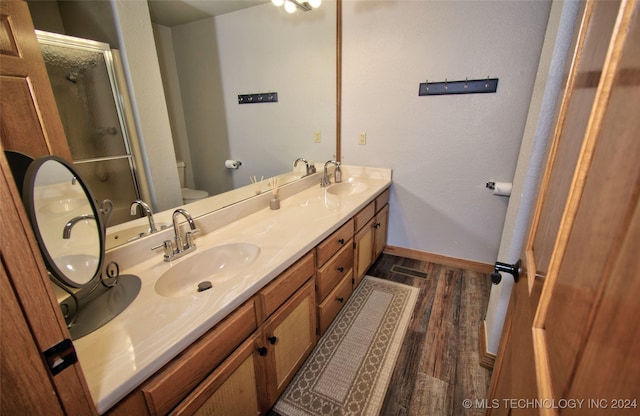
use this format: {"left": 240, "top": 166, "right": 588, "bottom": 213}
{"left": 369, "top": 254, "right": 492, "bottom": 416}
{"left": 270, "top": 253, "right": 493, "bottom": 416}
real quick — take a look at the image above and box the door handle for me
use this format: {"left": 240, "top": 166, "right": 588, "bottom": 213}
{"left": 490, "top": 259, "right": 521, "bottom": 284}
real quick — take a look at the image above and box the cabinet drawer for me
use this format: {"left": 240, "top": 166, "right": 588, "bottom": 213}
{"left": 142, "top": 299, "right": 258, "bottom": 416}
{"left": 257, "top": 251, "right": 315, "bottom": 321}
{"left": 376, "top": 188, "right": 390, "bottom": 211}
{"left": 316, "top": 242, "right": 353, "bottom": 301}
{"left": 354, "top": 201, "right": 375, "bottom": 232}
{"left": 318, "top": 271, "right": 353, "bottom": 335}
{"left": 316, "top": 218, "right": 354, "bottom": 267}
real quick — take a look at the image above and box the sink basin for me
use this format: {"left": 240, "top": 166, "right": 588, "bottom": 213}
{"left": 154, "top": 243, "right": 261, "bottom": 298}
{"left": 44, "top": 197, "right": 87, "bottom": 214}
{"left": 327, "top": 181, "right": 368, "bottom": 196}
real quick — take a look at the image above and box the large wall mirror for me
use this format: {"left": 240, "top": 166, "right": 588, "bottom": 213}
{"left": 27, "top": 0, "right": 339, "bottom": 249}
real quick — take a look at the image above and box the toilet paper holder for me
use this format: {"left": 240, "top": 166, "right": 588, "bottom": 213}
{"left": 225, "top": 160, "right": 242, "bottom": 169}
{"left": 486, "top": 181, "right": 496, "bottom": 190}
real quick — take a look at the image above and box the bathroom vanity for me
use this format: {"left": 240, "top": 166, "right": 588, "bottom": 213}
{"left": 75, "top": 166, "right": 392, "bottom": 415}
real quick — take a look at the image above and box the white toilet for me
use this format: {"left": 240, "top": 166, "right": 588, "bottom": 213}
{"left": 176, "top": 160, "right": 209, "bottom": 204}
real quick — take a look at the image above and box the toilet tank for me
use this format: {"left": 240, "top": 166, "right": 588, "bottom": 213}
{"left": 176, "top": 160, "right": 185, "bottom": 188}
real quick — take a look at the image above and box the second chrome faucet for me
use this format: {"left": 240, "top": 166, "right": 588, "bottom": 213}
{"left": 321, "top": 160, "right": 342, "bottom": 187}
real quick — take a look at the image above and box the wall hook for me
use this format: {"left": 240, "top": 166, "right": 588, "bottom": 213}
{"left": 418, "top": 77, "right": 498, "bottom": 96}
{"left": 238, "top": 92, "right": 278, "bottom": 104}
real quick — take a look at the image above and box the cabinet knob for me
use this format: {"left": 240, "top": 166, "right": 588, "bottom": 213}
{"left": 257, "top": 347, "right": 267, "bottom": 356}
{"left": 268, "top": 336, "right": 278, "bottom": 345}
{"left": 336, "top": 297, "right": 344, "bottom": 303}
{"left": 337, "top": 266, "right": 344, "bottom": 273}
{"left": 338, "top": 238, "right": 345, "bottom": 244}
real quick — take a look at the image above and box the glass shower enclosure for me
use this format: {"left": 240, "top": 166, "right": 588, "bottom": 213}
{"left": 36, "top": 30, "right": 139, "bottom": 227}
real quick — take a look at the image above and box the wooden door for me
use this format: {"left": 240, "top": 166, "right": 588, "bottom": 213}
{"left": 1, "top": 142, "right": 96, "bottom": 414}
{"left": 171, "top": 333, "right": 264, "bottom": 416}
{"left": 374, "top": 203, "right": 389, "bottom": 259}
{"left": 262, "top": 280, "right": 317, "bottom": 408}
{"left": 1, "top": 1, "right": 95, "bottom": 413}
{"left": 488, "top": 1, "right": 640, "bottom": 415}
{"left": 0, "top": 0, "right": 71, "bottom": 161}
{"left": 354, "top": 217, "right": 374, "bottom": 287}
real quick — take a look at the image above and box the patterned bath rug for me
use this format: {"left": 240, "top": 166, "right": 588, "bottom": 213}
{"left": 274, "top": 275, "right": 419, "bottom": 416}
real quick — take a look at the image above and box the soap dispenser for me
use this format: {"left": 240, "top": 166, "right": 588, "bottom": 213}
{"left": 334, "top": 163, "right": 342, "bottom": 183}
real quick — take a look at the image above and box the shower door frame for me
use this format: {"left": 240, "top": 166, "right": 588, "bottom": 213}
{"left": 35, "top": 30, "right": 141, "bottom": 219}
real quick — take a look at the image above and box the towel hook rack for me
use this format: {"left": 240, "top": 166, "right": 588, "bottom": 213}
{"left": 419, "top": 77, "right": 498, "bottom": 96}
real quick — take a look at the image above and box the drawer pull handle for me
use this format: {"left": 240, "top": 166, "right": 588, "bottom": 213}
{"left": 336, "top": 297, "right": 344, "bottom": 303}
{"left": 338, "top": 238, "right": 345, "bottom": 244}
{"left": 337, "top": 266, "right": 344, "bottom": 272}
{"left": 268, "top": 336, "right": 278, "bottom": 345}
{"left": 257, "top": 347, "right": 267, "bottom": 356}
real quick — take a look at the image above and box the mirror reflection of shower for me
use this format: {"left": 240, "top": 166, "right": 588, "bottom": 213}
{"left": 36, "top": 30, "right": 141, "bottom": 227}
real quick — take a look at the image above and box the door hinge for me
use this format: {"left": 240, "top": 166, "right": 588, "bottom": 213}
{"left": 43, "top": 339, "right": 77, "bottom": 376}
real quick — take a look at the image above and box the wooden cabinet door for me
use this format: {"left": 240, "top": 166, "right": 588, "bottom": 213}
{"left": 373, "top": 203, "right": 389, "bottom": 259}
{"left": 0, "top": 0, "right": 71, "bottom": 161}
{"left": 171, "top": 333, "right": 264, "bottom": 416}
{"left": 1, "top": 150, "right": 95, "bottom": 414}
{"left": 261, "top": 280, "right": 317, "bottom": 407}
{"left": 488, "top": 1, "right": 640, "bottom": 414}
{"left": 354, "top": 217, "right": 374, "bottom": 287}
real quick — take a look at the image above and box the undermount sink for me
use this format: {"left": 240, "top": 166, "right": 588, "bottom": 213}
{"left": 327, "top": 181, "right": 368, "bottom": 196}
{"left": 154, "top": 243, "right": 261, "bottom": 298}
{"left": 44, "top": 197, "right": 86, "bottom": 214}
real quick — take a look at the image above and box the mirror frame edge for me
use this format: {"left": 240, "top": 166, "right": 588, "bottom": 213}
{"left": 336, "top": 0, "right": 342, "bottom": 162}
{"left": 22, "top": 155, "right": 105, "bottom": 289}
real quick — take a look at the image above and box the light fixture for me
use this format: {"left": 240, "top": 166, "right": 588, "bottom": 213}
{"left": 273, "top": 0, "right": 321, "bottom": 13}
{"left": 284, "top": 0, "right": 297, "bottom": 13}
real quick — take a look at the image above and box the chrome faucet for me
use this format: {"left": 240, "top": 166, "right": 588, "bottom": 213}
{"left": 321, "top": 160, "right": 340, "bottom": 187}
{"left": 62, "top": 215, "right": 95, "bottom": 238}
{"left": 152, "top": 208, "right": 198, "bottom": 262}
{"left": 130, "top": 199, "right": 157, "bottom": 234}
{"left": 294, "top": 157, "right": 316, "bottom": 176}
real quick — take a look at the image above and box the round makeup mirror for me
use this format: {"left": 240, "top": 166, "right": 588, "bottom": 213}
{"left": 23, "top": 156, "right": 104, "bottom": 288}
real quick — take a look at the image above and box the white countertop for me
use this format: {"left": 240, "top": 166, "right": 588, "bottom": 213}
{"left": 74, "top": 166, "right": 391, "bottom": 413}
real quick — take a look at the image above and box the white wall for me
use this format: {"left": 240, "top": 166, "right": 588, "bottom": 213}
{"left": 342, "top": 0, "right": 552, "bottom": 264}
{"left": 216, "top": 3, "right": 337, "bottom": 188}
{"left": 169, "top": 18, "right": 234, "bottom": 196}
{"left": 112, "top": 0, "right": 183, "bottom": 212}
{"left": 152, "top": 24, "right": 196, "bottom": 190}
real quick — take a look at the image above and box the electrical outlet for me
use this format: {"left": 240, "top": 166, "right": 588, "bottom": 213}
{"left": 314, "top": 131, "right": 321, "bottom": 143}
{"left": 358, "top": 131, "right": 367, "bottom": 145}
